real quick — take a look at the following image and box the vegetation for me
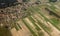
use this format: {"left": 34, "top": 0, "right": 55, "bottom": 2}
{"left": 38, "top": 31, "right": 44, "bottom": 36}
{"left": 0, "top": 27, "right": 12, "bottom": 36}
{"left": 14, "top": 23, "right": 20, "bottom": 31}
{"left": 50, "top": 18, "right": 60, "bottom": 24}
{"left": 22, "top": 0, "right": 30, "bottom": 2}
{"left": 28, "top": 16, "right": 41, "bottom": 31}
{"left": 17, "top": 23, "right": 22, "bottom": 29}
{"left": 49, "top": 0, "right": 57, "bottom": 2}
{"left": 0, "top": 0, "right": 60, "bottom": 36}
{"left": 22, "top": 19, "right": 38, "bottom": 36}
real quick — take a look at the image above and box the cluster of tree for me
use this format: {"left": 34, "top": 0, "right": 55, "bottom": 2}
{"left": 22, "top": 0, "right": 30, "bottom": 2}
{"left": 0, "top": 0, "right": 18, "bottom": 8}
{"left": 0, "top": 0, "right": 18, "bottom": 3}
{"left": 49, "top": 0, "right": 57, "bottom": 2}
{"left": 45, "top": 8, "right": 60, "bottom": 18}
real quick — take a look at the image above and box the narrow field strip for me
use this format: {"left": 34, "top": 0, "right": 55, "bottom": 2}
{"left": 37, "top": 11, "right": 60, "bottom": 30}
{"left": 22, "top": 19, "right": 38, "bottom": 36}
{"left": 28, "top": 16, "right": 49, "bottom": 36}
{"left": 28, "top": 16, "right": 41, "bottom": 31}
{"left": 17, "top": 23, "right": 22, "bottom": 29}
{"left": 14, "top": 23, "right": 20, "bottom": 31}
{"left": 30, "top": 5, "right": 60, "bottom": 30}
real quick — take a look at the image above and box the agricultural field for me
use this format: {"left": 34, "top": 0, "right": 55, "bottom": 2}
{"left": 0, "top": 0, "right": 60, "bottom": 36}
